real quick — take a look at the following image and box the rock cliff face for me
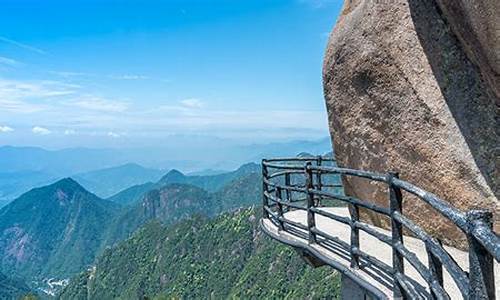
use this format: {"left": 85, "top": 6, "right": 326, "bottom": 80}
{"left": 434, "top": 0, "right": 500, "bottom": 102}
{"left": 323, "top": 0, "right": 498, "bottom": 245}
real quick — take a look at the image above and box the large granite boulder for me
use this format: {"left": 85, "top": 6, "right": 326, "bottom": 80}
{"left": 323, "top": 0, "right": 498, "bottom": 246}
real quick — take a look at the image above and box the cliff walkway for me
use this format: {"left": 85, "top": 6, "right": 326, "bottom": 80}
{"left": 260, "top": 157, "right": 499, "bottom": 299}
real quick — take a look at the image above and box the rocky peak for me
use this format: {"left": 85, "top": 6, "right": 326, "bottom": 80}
{"left": 158, "top": 169, "right": 186, "bottom": 184}
{"left": 323, "top": 0, "right": 498, "bottom": 246}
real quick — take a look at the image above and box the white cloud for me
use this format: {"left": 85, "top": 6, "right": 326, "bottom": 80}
{"left": 49, "top": 71, "right": 93, "bottom": 78}
{"left": 298, "top": 0, "right": 336, "bottom": 8}
{"left": 70, "top": 95, "right": 128, "bottom": 112}
{"left": 180, "top": 98, "right": 204, "bottom": 109}
{"left": 32, "top": 126, "right": 51, "bottom": 135}
{"left": 0, "top": 125, "right": 14, "bottom": 133}
{"left": 108, "top": 74, "right": 150, "bottom": 80}
{"left": 117, "top": 107, "right": 328, "bottom": 136}
{"left": 0, "top": 56, "right": 19, "bottom": 66}
{"left": 0, "top": 79, "right": 77, "bottom": 98}
{"left": 0, "top": 78, "right": 79, "bottom": 113}
{"left": 64, "top": 129, "right": 76, "bottom": 135}
{"left": 49, "top": 71, "right": 171, "bottom": 83}
{"left": 107, "top": 131, "right": 121, "bottom": 138}
{"left": 0, "top": 36, "right": 46, "bottom": 55}
{"left": 0, "top": 99, "right": 44, "bottom": 113}
{"left": 0, "top": 74, "right": 328, "bottom": 141}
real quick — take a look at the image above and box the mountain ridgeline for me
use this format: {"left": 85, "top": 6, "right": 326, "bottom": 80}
{"left": 0, "top": 162, "right": 263, "bottom": 296}
{"left": 0, "top": 156, "right": 342, "bottom": 298}
{"left": 0, "top": 178, "right": 119, "bottom": 280}
{"left": 0, "top": 139, "right": 332, "bottom": 203}
{"left": 157, "top": 162, "right": 260, "bottom": 192}
{"left": 102, "top": 164, "right": 262, "bottom": 247}
{"left": 105, "top": 182, "right": 155, "bottom": 206}
{"left": 73, "top": 163, "right": 164, "bottom": 198}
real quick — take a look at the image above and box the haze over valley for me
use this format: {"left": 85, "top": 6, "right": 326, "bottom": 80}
{"left": 0, "top": 1, "right": 348, "bottom": 298}
{"left": 0, "top": 137, "right": 332, "bottom": 206}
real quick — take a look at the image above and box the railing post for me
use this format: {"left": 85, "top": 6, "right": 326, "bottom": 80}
{"left": 426, "top": 239, "right": 443, "bottom": 299}
{"left": 316, "top": 155, "right": 323, "bottom": 207}
{"left": 466, "top": 210, "right": 495, "bottom": 300}
{"left": 262, "top": 160, "right": 269, "bottom": 219}
{"left": 285, "top": 172, "right": 291, "bottom": 213}
{"left": 388, "top": 172, "right": 405, "bottom": 299}
{"left": 275, "top": 186, "right": 284, "bottom": 230}
{"left": 305, "top": 162, "right": 316, "bottom": 244}
{"left": 349, "top": 204, "right": 360, "bottom": 269}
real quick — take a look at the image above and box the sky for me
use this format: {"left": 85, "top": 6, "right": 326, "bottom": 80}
{"left": 0, "top": 0, "right": 342, "bottom": 149}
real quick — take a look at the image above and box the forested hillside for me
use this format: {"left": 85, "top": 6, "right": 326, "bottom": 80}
{"left": 102, "top": 170, "right": 262, "bottom": 247}
{"left": 0, "top": 163, "right": 263, "bottom": 297}
{"left": 0, "top": 178, "right": 120, "bottom": 280}
{"left": 0, "top": 272, "right": 33, "bottom": 299}
{"left": 59, "top": 209, "right": 340, "bottom": 299}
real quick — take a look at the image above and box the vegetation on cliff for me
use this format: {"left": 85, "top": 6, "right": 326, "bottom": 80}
{"left": 0, "top": 272, "right": 33, "bottom": 299}
{"left": 59, "top": 208, "right": 340, "bottom": 299}
{"left": 0, "top": 178, "right": 120, "bottom": 280}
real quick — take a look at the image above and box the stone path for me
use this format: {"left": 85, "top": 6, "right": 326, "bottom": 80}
{"left": 261, "top": 207, "right": 499, "bottom": 299}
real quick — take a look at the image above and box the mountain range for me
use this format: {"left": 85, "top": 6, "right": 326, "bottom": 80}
{"left": 59, "top": 208, "right": 341, "bottom": 299}
{"left": 157, "top": 162, "right": 260, "bottom": 192}
{"left": 0, "top": 138, "right": 331, "bottom": 203}
{"left": 0, "top": 162, "right": 262, "bottom": 296}
{"left": 102, "top": 165, "right": 261, "bottom": 247}
{"left": 0, "top": 178, "right": 120, "bottom": 280}
{"left": 73, "top": 163, "right": 164, "bottom": 198}
{"left": 0, "top": 153, "right": 343, "bottom": 298}
{"left": 105, "top": 182, "right": 156, "bottom": 206}
{"left": 105, "top": 162, "right": 261, "bottom": 207}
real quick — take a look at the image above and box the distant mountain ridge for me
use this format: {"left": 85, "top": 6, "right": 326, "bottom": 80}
{"left": 0, "top": 139, "right": 330, "bottom": 174}
{"left": 0, "top": 161, "right": 263, "bottom": 295}
{"left": 0, "top": 156, "right": 337, "bottom": 297}
{"left": 104, "top": 162, "right": 260, "bottom": 207}
{"left": 102, "top": 167, "right": 262, "bottom": 246}
{"left": 0, "top": 138, "right": 331, "bottom": 202}
{"left": 0, "top": 146, "right": 128, "bottom": 203}
{"left": 0, "top": 178, "right": 120, "bottom": 281}
{"left": 106, "top": 182, "right": 155, "bottom": 206}
{"left": 157, "top": 162, "right": 260, "bottom": 192}
{"left": 0, "top": 146, "right": 125, "bottom": 174}
{"left": 73, "top": 163, "right": 164, "bottom": 198}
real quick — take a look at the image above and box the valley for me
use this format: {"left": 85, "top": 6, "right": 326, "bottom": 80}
{"left": 0, "top": 153, "right": 340, "bottom": 298}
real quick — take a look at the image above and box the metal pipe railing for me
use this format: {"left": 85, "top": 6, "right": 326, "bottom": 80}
{"left": 261, "top": 157, "right": 499, "bottom": 299}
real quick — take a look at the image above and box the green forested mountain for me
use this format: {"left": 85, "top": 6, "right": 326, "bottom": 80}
{"left": 0, "top": 272, "right": 33, "bottom": 300}
{"left": 102, "top": 171, "right": 261, "bottom": 247}
{"left": 59, "top": 208, "right": 340, "bottom": 299}
{"left": 74, "top": 163, "right": 164, "bottom": 198}
{"left": 0, "top": 159, "right": 338, "bottom": 298}
{"left": 0, "top": 178, "right": 120, "bottom": 280}
{"left": 157, "top": 162, "right": 260, "bottom": 192}
{"left": 106, "top": 182, "right": 155, "bottom": 206}
{"left": 102, "top": 183, "right": 215, "bottom": 247}
{"left": 104, "top": 162, "right": 260, "bottom": 207}
{"left": 0, "top": 171, "right": 60, "bottom": 207}
{"left": 0, "top": 165, "right": 262, "bottom": 291}
{"left": 212, "top": 172, "right": 261, "bottom": 211}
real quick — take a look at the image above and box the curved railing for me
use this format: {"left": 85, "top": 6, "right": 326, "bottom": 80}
{"left": 261, "top": 157, "right": 499, "bottom": 299}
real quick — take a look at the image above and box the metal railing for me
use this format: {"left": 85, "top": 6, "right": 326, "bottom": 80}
{"left": 261, "top": 157, "right": 499, "bottom": 299}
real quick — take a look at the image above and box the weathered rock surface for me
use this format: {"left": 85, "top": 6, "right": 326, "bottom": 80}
{"left": 323, "top": 0, "right": 498, "bottom": 246}
{"left": 435, "top": 0, "right": 500, "bottom": 102}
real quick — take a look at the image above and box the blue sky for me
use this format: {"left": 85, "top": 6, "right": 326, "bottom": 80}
{"left": 0, "top": 0, "right": 342, "bottom": 148}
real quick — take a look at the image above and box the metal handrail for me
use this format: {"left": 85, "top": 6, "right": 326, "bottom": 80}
{"left": 261, "top": 157, "right": 498, "bottom": 299}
